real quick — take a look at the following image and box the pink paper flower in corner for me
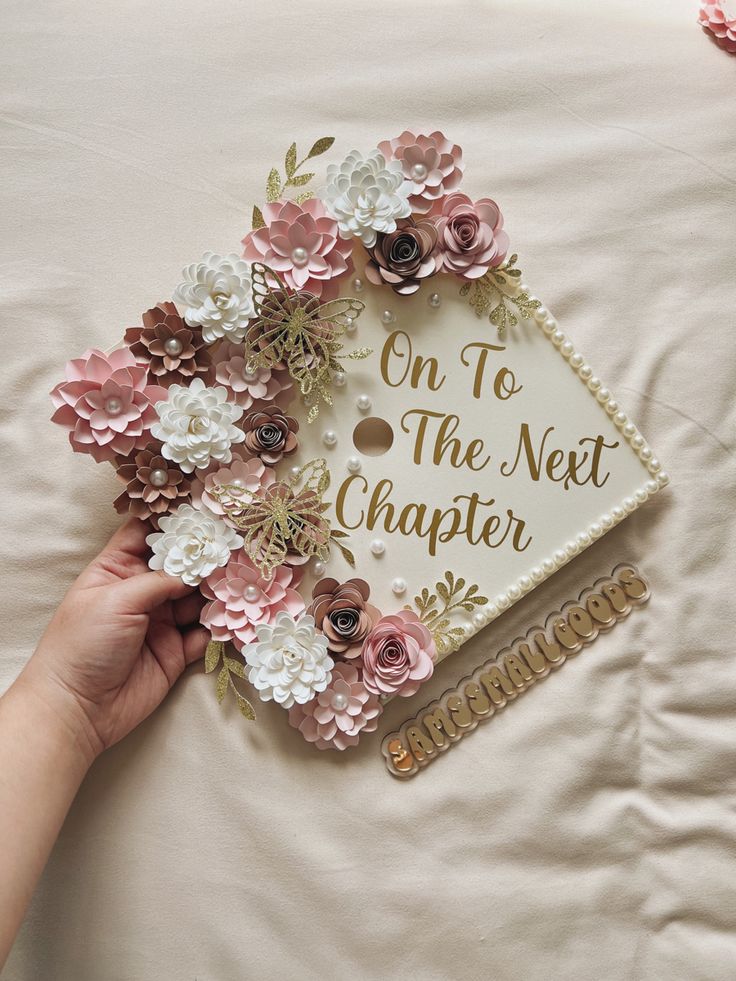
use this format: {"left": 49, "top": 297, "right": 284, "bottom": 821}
{"left": 212, "top": 341, "right": 293, "bottom": 410}
{"left": 50, "top": 348, "right": 167, "bottom": 463}
{"left": 378, "top": 130, "right": 464, "bottom": 215}
{"left": 361, "top": 610, "right": 436, "bottom": 698}
{"left": 200, "top": 550, "right": 305, "bottom": 651}
{"left": 242, "top": 199, "right": 353, "bottom": 297}
{"left": 288, "top": 662, "right": 383, "bottom": 751}
{"left": 435, "top": 192, "right": 510, "bottom": 279}
{"left": 698, "top": 2, "right": 736, "bottom": 53}
{"left": 194, "top": 457, "right": 276, "bottom": 520}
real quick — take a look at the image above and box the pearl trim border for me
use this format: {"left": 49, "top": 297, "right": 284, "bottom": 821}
{"left": 434, "top": 283, "right": 669, "bottom": 665}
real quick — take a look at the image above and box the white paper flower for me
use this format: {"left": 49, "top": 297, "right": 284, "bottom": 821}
{"left": 174, "top": 252, "right": 254, "bottom": 343}
{"left": 320, "top": 149, "right": 411, "bottom": 248}
{"left": 151, "top": 377, "right": 245, "bottom": 473}
{"left": 146, "top": 504, "right": 243, "bottom": 586}
{"left": 244, "top": 611, "right": 334, "bottom": 708}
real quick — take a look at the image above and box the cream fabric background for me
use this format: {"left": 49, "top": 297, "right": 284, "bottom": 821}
{"left": 1, "top": 1, "right": 735, "bottom": 978}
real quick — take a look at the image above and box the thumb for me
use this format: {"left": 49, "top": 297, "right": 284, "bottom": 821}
{"left": 115, "top": 569, "right": 194, "bottom": 613}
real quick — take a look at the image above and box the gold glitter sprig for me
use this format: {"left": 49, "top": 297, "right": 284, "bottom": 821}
{"left": 205, "top": 639, "right": 256, "bottom": 721}
{"left": 252, "top": 136, "right": 335, "bottom": 229}
{"left": 459, "top": 254, "right": 541, "bottom": 336}
{"left": 409, "top": 571, "right": 488, "bottom": 656}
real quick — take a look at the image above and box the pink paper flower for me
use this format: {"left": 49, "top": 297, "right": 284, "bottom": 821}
{"left": 288, "top": 661, "right": 382, "bottom": 751}
{"left": 200, "top": 550, "right": 305, "bottom": 652}
{"left": 378, "top": 129, "right": 464, "bottom": 215}
{"left": 50, "top": 348, "right": 167, "bottom": 463}
{"left": 435, "top": 192, "right": 510, "bottom": 279}
{"left": 194, "top": 457, "right": 276, "bottom": 519}
{"left": 242, "top": 199, "right": 353, "bottom": 297}
{"left": 698, "top": 2, "right": 736, "bottom": 53}
{"left": 361, "top": 610, "right": 436, "bottom": 698}
{"left": 212, "top": 341, "right": 293, "bottom": 410}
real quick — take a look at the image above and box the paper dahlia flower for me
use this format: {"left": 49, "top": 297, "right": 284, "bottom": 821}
{"left": 200, "top": 551, "right": 305, "bottom": 651}
{"left": 378, "top": 129, "right": 464, "bottom": 215}
{"left": 174, "top": 252, "right": 255, "bottom": 343}
{"left": 151, "top": 377, "right": 245, "bottom": 473}
{"left": 244, "top": 611, "right": 334, "bottom": 708}
{"left": 195, "top": 457, "right": 275, "bottom": 520}
{"left": 361, "top": 610, "right": 436, "bottom": 698}
{"left": 50, "top": 348, "right": 167, "bottom": 463}
{"left": 242, "top": 406, "right": 299, "bottom": 465}
{"left": 434, "top": 192, "right": 509, "bottom": 279}
{"left": 124, "top": 302, "right": 211, "bottom": 387}
{"left": 698, "top": 2, "right": 736, "bottom": 53}
{"left": 212, "top": 341, "right": 293, "bottom": 410}
{"left": 288, "top": 662, "right": 382, "bottom": 751}
{"left": 114, "top": 446, "right": 191, "bottom": 519}
{"left": 146, "top": 504, "right": 243, "bottom": 586}
{"left": 242, "top": 199, "right": 353, "bottom": 297}
{"left": 365, "top": 217, "right": 440, "bottom": 295}
{"left": 320, "top": 149, "right": 411, "bottom": 248}
{"left": 307, "top": 577, "right": 380, "bottom": 657}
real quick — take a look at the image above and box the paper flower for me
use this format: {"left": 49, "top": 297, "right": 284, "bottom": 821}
{"left": 378, "top": 129, "right": 464, "bottom": 215}
{"left": 174, "top": 252, "right": 254, "bottom": 344}
{"left": 242, "top": 199, "right": 353, "bottom": 297}
{"left": 151, "top": 377, "right": 245, "bottom": 473}
{"left": 200, "top": 551, "right": 305, "bottom": 651}
{"left": 365, "top": 217, "right": 440, "bottom": 295}
{"left": 307, "top": 578, "right": 380, "bottom": 657}
{"left": 320, "top": 148, "right": 411, "bottom": 248}
{"left": 195, "top": 457, "right": 275, "bottom": 518}
{"left": 242, "top": 406, "right": 299, "bottom": 465}
{"left": 50, "top": 348, "right": 167, "bottom": 463}
{"left": 212, "top": 341, "right": 292, "bottom": 410}
{"left": 243, "top": 611, "right": 333, "bottom": 708}
{"left": 434, "top": 192, "right": 509, "bottom": 279}
{"left": 113, "top": 446, "right": 191, "bottom": 519}
{"left": 698, "top": 2, "right": 736, "bottom": 53}
{"left": 361, "top": 610, "right": 436, "bottom": 698}
{"left": 124, "top": 302, "right": 211, "bottom": 386}
{"left": 146, "top": 503, "right": 243, "bottom": 586}
{"left": 288, "top": 662, "right": 382, "bottom": 751}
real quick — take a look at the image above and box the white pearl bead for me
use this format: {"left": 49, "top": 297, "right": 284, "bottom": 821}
{"left": 322, "top": 430, "right": 337, "bottom": 447}
{"left": 614, "top": 411, "right": 627, "bottom": 426}
{"left": 640, "top": 446, "right": 652, "bottom": 461}
{"left": 428, "top": 292, "right": 441, "bottom": 309}
{"left": 579, "top": 365, "right": 592, "bottom": 380}
{"left": 597, "top": 387, "right": 610, "bottom": 403}
{"left": 648, "top": 457, "right": 660, "bottom": 472}
{"left": 313, "top": 560, "right": 326, "bottom": 577}
{"left": 472, "top": 611, "right": 486, "bottom": 629}
{"left": 332, "top": 692, "right": 349, "bottom": 711}
{"left": 345, "top": 316, "right": 356, "bottom": 333}
{"left": 588, "top": 377, "right": 601, "bottom": 391}
{"left": 333, "top": 371, "right": 346, "bottom": 387}
{"left": 601, "top": 513, "right": 613, "bottom": 528}
{"left": 410, "top": 162, "right": 428, "bottom": 181}
{"left": 657, "top": 471, "right": 670, "bottom": 486}
{"left": 606, "top": 400, "right": 618, "bottom": 415}
{"left": 291, "top": 246, "right": 308, "bottom": 267}
{"left": 570, "top": 353, "right": 583, "bottom": 368}
{"left": 552, "top": 330, "right": 565, "bottom": 346}
{"left": 163, "top": 337, "right": 183, "bottom": 357}
{"left": 370, "top": 538, "right": 385, "bottom": 556}
{"left": 244, "top": 585, "right": 261, "bottom": 603}
{"left": 646, "top": 480, "right": 659, "bottom": 494}
{"left": 496, "top": 594, "right": 510, "bottom": 609}
{"left": 519, "top": 575, "right": 532, "bottom": 590}
{"left": 624, "top": 497, "right": 636, "bottom": 512}
{"left": 508, "top": 584, "right": 521, "bottom": 599}
{"left": 149, "top": 468, "right": 168, "bottom": 487}
{"left": 635, "top": 488, "right": 648, "bottom": 503}
{"left": 105, "top": 396, "right": 122, "bottom": 415}
{"left": 542, "top": 317, "right": 557, "bottom": 334}
{"left": 560, "top": 341, "right": 574, "bottom": 358}
{"left": 612, "top": 506, "right": 624, "bottom": 520}
{"left": 624, "top": 422, "right": 636, "bottom": 437}
{"left": 352, "top": 277, "right": 364, "bottom": 292}
{"left": 566, "top": 541, "right": 579, "bottom": 556}
{"left": 542, "top": 558, "right": 555, "bottom": 573}
{"left": 347, "top": 455, "right": 362, "bottom": 473}
{"left": 381, "top": 309, "right": 395, "bottom": 326}
{"left": 356, "top": 394, "right": 372, "bottom": 412}
{"left": 553, "top": 550, "right": 566, "bottom": 565}
{"left": 632, "top": 435, "right": 644, "bottom": 449}
{"left": 590, "top": 522, "right": 602, "bottom": 538}
{"left": 392, "top": 577, "right": 407, "bottom": 595}
{"left": 242, "top": 367, "right": 258, "bottom": 383}
{"left": 290, "top": 465, "right": 301, "bottom": 478}
{"left": 532, "top": 567, "right": 544, "bottom": 582}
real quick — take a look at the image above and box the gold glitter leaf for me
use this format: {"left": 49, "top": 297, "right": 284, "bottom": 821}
{"left": 295, "top": 191, "right": 314, "bottom": 204}
{"left": 306, "top": 136, "right": 335, "bottom": 159}
{"left": 236, "top": 693, "right": 257, "bottom": 721}
{"left": 460, "top": 256, "right": 537, "bottom": 336}
{"left": 266, "top": 167, "right": 281, "bottom": 203}
{"left": 288, "top": 172, "right": 314, "bottom": 187}
{"left": 252, "top": 205, "right": 265, "bottom": 231}
{"left": 408, "top": 571, "right": 486, "bottom": 654}
{"left": 225, "top": 656, "right": 246, "bottom": 680}
{"left": 205, "top": 639, "right": 224, "bottom": 674}
{"left": 285, "top": 142, "right": 297, "bottom": 177}
{"left": 216, "top": 664, "right": 229, "bottom": 703}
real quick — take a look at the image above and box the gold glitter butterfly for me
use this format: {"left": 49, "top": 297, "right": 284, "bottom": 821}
{"left": 245, "top": 262, "right": 371, "bottom": 422}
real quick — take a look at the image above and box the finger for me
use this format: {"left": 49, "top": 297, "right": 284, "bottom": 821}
{"left": 104, "top": 518, "right": 151, "bottom": 559}
{"left": 173, "top": 591, "right": 206, "bottom": 627}
{"left": 183, "top": 626, "right": 210, "bottom": 665}
{"left": 116, "top": 569, "right": 194, "bottom": 613}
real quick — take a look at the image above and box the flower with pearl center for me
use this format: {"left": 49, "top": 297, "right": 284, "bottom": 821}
{"left": 114, "top": 446, "right": 191, "bottom": 519}
{"left": 212, "top": 341, "right": 292, "bottom": 410}
{"left": 377, "top": 129, "right": 464, "bottom": 215}
{"left": 194, "top": 457, "right": 276, "bottom": 522}
{"left": 146, "top": 503, "right": 243, "bottom": 586}
{"left": 288, "top": 661, "right": 382, "bottom": 751}
{"left": 124, "top": 302, "right": 211, "bottom": 386}
{"left": 174, "top": 252, "right": 255, "bottom": 344}
{"left": 243, "top": 611, "right": 333, "bottom": 708}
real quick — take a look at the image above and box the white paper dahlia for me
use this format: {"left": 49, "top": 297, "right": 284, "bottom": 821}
{"left": 146, "top": 504, "right": 243, "bottom": 586}
{"left": 320, "top": 149, "right": 411, "bottom": 248}
{"left": 151, "top": 377, "right": 245, "bottom": 473}
{"left": 174, "top": 252, "right": 255, "bottom": 343}
{"left": 243, "top": 611, "right": 334, "bottom": 708}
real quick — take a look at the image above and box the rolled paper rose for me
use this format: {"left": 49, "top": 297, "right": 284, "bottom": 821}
{"left": 434, "top": 192, "right": 510, "bottom": 279}
{"left": 307, "top": 577, "right": 381, "bottom": 657}
{"left": 361, "top": 610, "right": 436, "bottom": 698}
{"left": 365, "top": 217, "right": 440, "bottom": 295}
{"left": 242, "top": 406, "right": 299, "bottom": 465}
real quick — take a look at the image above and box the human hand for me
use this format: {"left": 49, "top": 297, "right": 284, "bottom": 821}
{"left": 19, "top": 519, "right": 208, "bottom": 764}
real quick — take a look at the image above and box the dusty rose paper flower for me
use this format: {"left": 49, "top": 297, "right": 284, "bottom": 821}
{"left": 124, "top": 302, "right": 211, "bottom": 387}
{"left": 194, "top": 457, "right": 275, "bottom": 519}
{"left": 361, "top": 610, "right": 436, "bottom": 698}
{"left": 378, "top": 129, "right": 464, "bottom": 214}
{"left": 242, "top": 406, "right": 299, "bottom": 464}
{"left": 435, "top": 192, "right": 510, "bottom": 279}
{"left": 242, "top": 199, "right": 353, "bottom": 297}
{"left": 50, "top": 348, "right": 167, "bottom": 463}
{"left": 212, "top": 341, "right": 293, "bottom": 410}
{"left": 200, "top": 550, "right": 305, "bottom": 652}
{"left": 113, "top": 446, "right": 191, "bottom": 518}
{"left": 288, "top": 661, "right": 382, "bottom": 751}
{"left": 698, "top": 2, "right": 736, "bottom": 53}
{"left": 365, "top": 217, "right": 440, "bottom": 295}
{"left": 307, "top": 578, "right": 381, "bottom": 657}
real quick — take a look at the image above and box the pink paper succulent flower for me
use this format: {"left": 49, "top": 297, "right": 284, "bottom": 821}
{"left": 212, "top": 341, "right": 293, "bottom": 410}
{"left": 193, "top": 457, "right": 276, "bottom": 520}
{"left": 698, "top": 2, "right": 736, "bottom": 53}
{"left": 288, "top": 661, "right": 383, "bottom": 751}
{"left": 200, "top": 550, "right": 305, "bottom": 652}
{"left": 361, "top": 609, "right": 436, "bottom": 698}
{"left": 242, "top": 199, "right": 353, "bottom": 297}
{"left": 50, "top": 348, "right": 167, "bottom": 463}
{"left": 435, "top": 192, "right": 510, "bottom": 279}
{"left": 378, "top": 129, "right": 464, "bottom": 215}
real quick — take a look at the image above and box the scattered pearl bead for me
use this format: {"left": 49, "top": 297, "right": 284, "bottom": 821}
{"left": 322, "top": 430, "right": 337, "bottom": 447}
{"left": 370, "top": 538, "right": 385, "bottom": 556}
{"left": 428, "top": 292, "right": 441, "bottom": 309}
{"left": 352, "top": 277, "right": 364, "bottom": 292}
{"left": 381, "top": 309, "right": 395, "bottom": 326}
{"left": 149, "top": 468, "right": 168, "bottom": 487}
{"left": 347, "top": 455, "right": 362, "bottom": 473}
{"left": 244, "top": 585, "right": 261, "bottom": 603}
{"left": 332, "top": 692, "right": 349, "bottom": 711}
{"left": 163, "top": 337, "right": 183, "bottom": 357}
{"left": 291, "top": 246, "right": 309, "bottom": 267}
{"left": 313, "top": 560, "right": 326, "bottom": 577}
{"left": 105, "top": 396, "right": 122, "bottom": 415}
{"left": 356, "top": 394, "right": 372, "bottom": 412}
{"left": 392, "top": 577, "right": 407, "bottom": 595}
{"left": 333, "top": 371, "right": 346, "bottom": 387}
{"left": 345, "top": 316, "right": 356, "bottom": 333}
{"left": 290, "top": 465, "right": 301, "bottom": 478}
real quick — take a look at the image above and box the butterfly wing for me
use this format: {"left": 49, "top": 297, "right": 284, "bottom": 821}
{"left": 245, "top": 262, "right": 300, "bottom": 370}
